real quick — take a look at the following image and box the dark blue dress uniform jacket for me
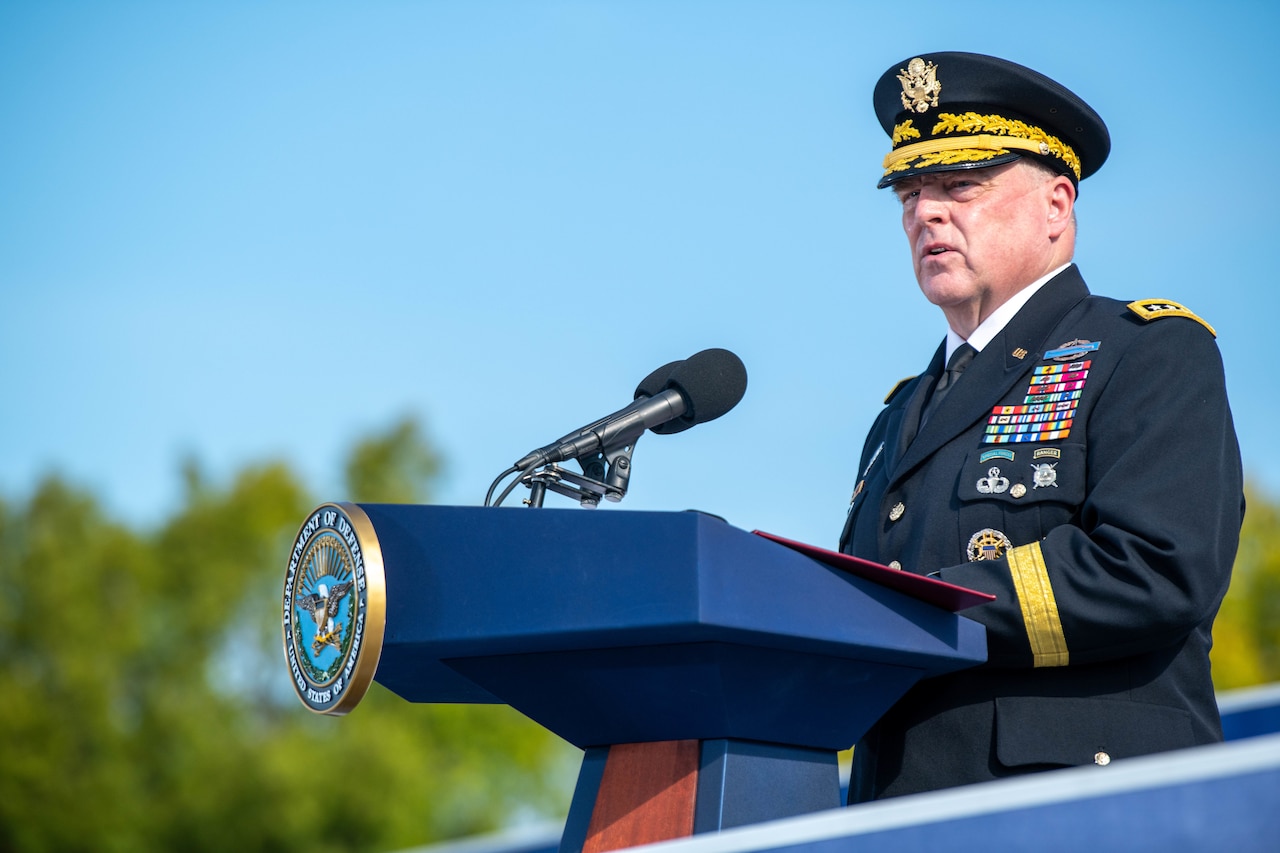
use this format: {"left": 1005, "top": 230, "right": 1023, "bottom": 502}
{"left": 839, "top": 265, "right": 1244, "bottom": 801}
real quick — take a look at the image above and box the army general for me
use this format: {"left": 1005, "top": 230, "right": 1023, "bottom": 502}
{"left": 839, "top": 52, "right": 1245, "bottom": 801}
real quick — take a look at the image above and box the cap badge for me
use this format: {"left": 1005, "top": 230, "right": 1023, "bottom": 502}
{"left": 897, "top": 57, "right": 941, "bottom": 113}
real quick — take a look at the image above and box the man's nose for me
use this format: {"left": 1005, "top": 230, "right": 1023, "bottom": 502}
{"left": 911, "top": 186, "right": 950, "bottom": 223}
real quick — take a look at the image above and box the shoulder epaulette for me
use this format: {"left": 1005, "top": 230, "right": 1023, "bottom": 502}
{"left": 885, "top": 376, "right": 916, "bottom": 404}
{"left": 1127, "top": 299, "right": 1216, "bottom": 337}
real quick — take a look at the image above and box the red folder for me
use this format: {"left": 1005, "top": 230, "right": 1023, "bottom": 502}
{"left": 752, "top": 530, "right": 996, "bottom": 612}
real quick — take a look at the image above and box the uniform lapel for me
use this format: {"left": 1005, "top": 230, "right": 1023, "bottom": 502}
{"left": 892, "top": 342, "right": 945, "bottom": 467}
{"left": 888, "top": 266, "right": 1092, "bottom": 487}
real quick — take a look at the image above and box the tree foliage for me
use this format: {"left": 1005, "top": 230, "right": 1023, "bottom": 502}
{"left": 1212, "top": 483, "right": 1280, "bottom": 691}
{"left": 0, "top": 417, "right": 577, "bottom": 853}
{"left": 343, "top": 416, "right": 443, "bottom": 505}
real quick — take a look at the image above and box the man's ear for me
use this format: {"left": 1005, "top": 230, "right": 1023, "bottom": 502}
{"left": 1047, "top": 175, "right": 1076, "bottom": 238}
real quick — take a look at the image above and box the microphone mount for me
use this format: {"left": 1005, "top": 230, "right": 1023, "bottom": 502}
{"left": 522, "top": 437, "right": 638, "bottom": 508}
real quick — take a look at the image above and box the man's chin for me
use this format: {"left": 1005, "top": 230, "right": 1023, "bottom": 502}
{"left": 917, "top": 276, "right": 974, "bottom": 308}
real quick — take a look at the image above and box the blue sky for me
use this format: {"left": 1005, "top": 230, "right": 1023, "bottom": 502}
{"left": 3, "top": 1, "right": 1278, "bottom": 550}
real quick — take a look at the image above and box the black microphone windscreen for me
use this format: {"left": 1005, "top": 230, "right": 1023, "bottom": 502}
{"left": 652, "top": 348, "right": 747, "bottom": 435}
{"left": 634, "top": 360, "right": 683, "bottom": 400}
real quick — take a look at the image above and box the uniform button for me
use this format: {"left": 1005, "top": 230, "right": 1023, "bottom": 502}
{"left": 1094, "top": 751, "right": 1111, "bottom": 766}
{"left": 889, "top": 502, "right": 905, "bottom": 521}
{"left": 1010, "top": 484, "right": 1027, "bottom": 498}
{"left": 888, "top": 561, "right": 902, "bottom": 570}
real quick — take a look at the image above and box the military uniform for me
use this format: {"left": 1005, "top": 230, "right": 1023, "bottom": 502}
{"left": 842, "top": 53, "right": 1245, "bottom": 801}
{"left": 839, "top": 264, "right": 1243, "bottom": 800}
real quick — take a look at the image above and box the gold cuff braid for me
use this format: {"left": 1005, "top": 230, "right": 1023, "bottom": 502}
{"left": 1006, "top": 541, "right": 1069, "bottom": 667}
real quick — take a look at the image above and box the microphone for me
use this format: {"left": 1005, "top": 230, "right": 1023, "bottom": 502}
{"left": 634, "top": 359, "right": 684, "bottom": 399}
{"left": 515, "top": 348, "right": 747, "bottom": 469}
{"left": 650, "top": 349, "right": 746, "bottom": 436}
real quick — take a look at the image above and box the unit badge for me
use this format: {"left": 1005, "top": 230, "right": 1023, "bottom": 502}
{"left": 282, "top": 502, "right": 386, "bottom": 715}
{"left": 967, "top": 528, "right": 1013, "bottom": 562}
{"left": 897, "top": 57, "right": 941, "bottom": 113}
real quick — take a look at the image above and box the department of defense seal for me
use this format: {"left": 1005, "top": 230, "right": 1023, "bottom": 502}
{"left": 282, "top": 502, "right": 386, "bottom": 715}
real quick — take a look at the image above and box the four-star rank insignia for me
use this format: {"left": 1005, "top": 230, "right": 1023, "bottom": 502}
{"left": 1127, "top": 298, "right": 1217, "bottom": 337}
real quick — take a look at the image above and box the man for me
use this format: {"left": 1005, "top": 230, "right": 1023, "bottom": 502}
{"left": 839, "top": 52, "right": 1244, "bottom": 802}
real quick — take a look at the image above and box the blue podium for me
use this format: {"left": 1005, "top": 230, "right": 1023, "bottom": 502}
{"left": 286, "top": 504, "right": 986, "bottom": 852}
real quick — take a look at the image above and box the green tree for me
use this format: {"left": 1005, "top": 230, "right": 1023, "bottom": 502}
{"left": 1212, "top": 482, "right": 1280, "bottom": 691}
{"left": 344, "top": 416, "right": 443, "bottom": 505}
{"left": 0, "top": 418, "right": 577, "bottom": 853}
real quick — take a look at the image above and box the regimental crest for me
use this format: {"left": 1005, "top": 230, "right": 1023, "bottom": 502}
{"left": 898, "top": 57, "right": 941, "bottom": 113}
{"left": 282, "top": 502, "right": 386, "bottom": 715}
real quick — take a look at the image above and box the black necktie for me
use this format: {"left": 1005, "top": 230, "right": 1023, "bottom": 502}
{"left": 921, "top": 343, "right": 976, "bottom": 428}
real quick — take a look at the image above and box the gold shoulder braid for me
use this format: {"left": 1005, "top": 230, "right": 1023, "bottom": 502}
{"left": 1127, "top": 299, "right": 1217, "bottom": 337}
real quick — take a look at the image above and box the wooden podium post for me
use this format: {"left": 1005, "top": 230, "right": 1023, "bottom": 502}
{"left": 581, "top": 741, "right": 700, "bottom": 852}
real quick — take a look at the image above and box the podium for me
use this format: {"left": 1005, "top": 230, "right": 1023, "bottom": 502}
{"left": 285, "top": 504, "right": 986, "bottom": 852}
